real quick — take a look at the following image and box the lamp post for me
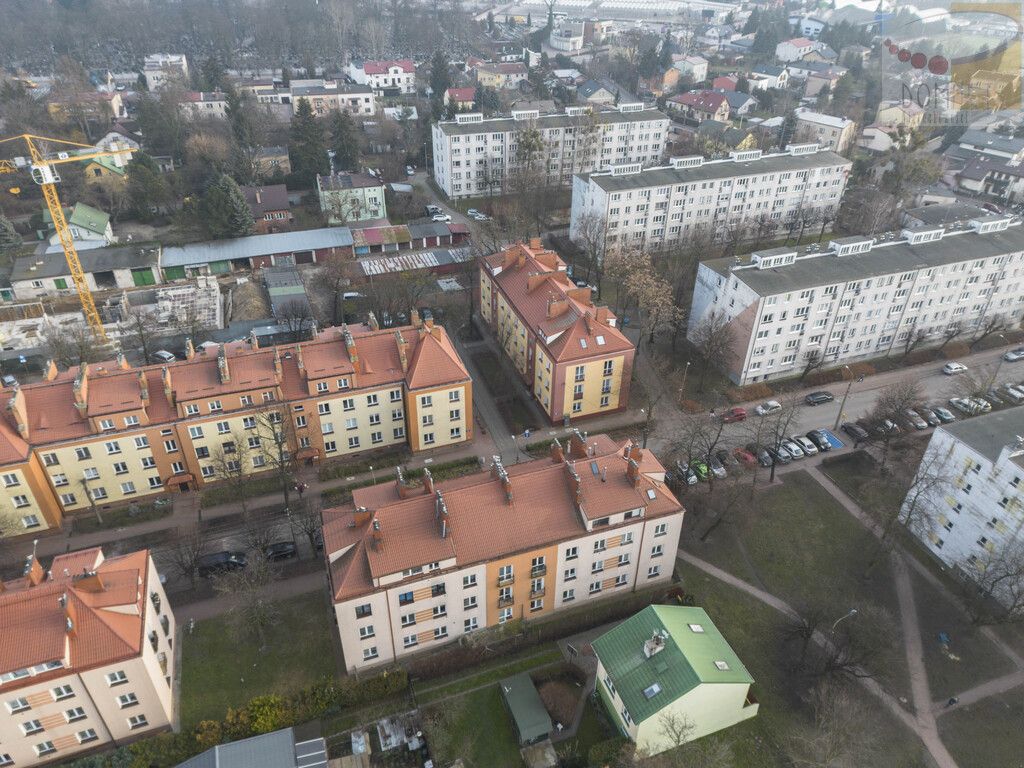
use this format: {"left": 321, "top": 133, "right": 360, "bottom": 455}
{"left": 989, "top": 333, "right": 1007, "bottom": 389}
{"left": 369, "top": 465, "right": 376, "bottom": 484}
{"left": 833, "top": 365, "right": 853, "bottom": 432}
{"left": 513, "top": 435, "right": 521, "bottom": 463}
{"left": 680, "top": 361, "right": 692, "bottom": 401}
{"left": 831, "top": 608, "right": 858, "bottom": 634}
{"left": 640, "top": 408, "right": 651, "bottom": 449}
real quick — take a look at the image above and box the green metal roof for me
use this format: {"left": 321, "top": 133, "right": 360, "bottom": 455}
{"left": 499, "top": 672, "right": 553, "bottom": 745}
{"left": 84, "top": 155, "right": 127, "bottom": 176}
{"left": 592, "top": 606, "right": 753, "bottom": 724}
{"left": 43, "top": 203, "right": 110, "bottom": 234}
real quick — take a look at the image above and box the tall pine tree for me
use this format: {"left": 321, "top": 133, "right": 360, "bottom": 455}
{"left": 329, "top": 110, "right": 360, "bottom": 172}
{"left": 200, "top": 174, "right": 255, "bottom": 239}
{"left": 289, "top": 99, "right": 329, "bottom": 187}
{"left": 0, "top": 214, "right": 21, "bottom": 248}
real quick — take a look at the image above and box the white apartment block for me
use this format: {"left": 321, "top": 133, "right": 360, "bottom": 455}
{"left": 431, "top": 105, "right": 670, "bottom": 200}
{"left": 903, "top": 409, "right": 1024, "bottom": 604}
{"left": 142, "top": 54, "right": 189, "bottom": 91}
{"left": 569, "top": 145, "right": 850, "bottom": 251}
{"left": 688, "top": 214, "right": 1024, "bottom": 384}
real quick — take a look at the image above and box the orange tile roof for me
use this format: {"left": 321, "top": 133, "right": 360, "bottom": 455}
{"left": 484, "top": 243, "right": 633, "bottom": 362}
{"left": 323, "top": 436, "right": 683, "bottom": 601}
{"left": 0, "top": 548, "right": 149, "bottom": 689}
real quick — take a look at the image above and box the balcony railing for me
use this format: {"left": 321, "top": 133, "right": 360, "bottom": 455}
{"left": 497, "top": 575, "right": 515, "bottom": 587}
{"left": 530, "top": 565, "right": 547, "bottom": 577}
{"left": 530, "top": 586, "right": 546, "bottom": 599}
{"left": 498, "top": 595, "right": 515, "bottom": 608}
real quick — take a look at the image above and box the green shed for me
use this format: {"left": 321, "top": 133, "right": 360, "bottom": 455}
{"left": 499, "top": 672, "right": 553, "bottom": 746}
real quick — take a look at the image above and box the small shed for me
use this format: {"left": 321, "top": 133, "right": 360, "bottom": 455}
{"left": 500, "top": 673, "right": 553, "bottom": 746}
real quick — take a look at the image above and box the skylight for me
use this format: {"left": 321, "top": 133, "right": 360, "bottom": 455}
{"left": 642, "top": 682, "right": 662, "bottom": 699}
{"left": 596, "top": 335, "right": 606, "bottom": 345}
{"left": 579, "top": 338, "right": 588, "bottom": 349}
{"left": 714, "top": 660, "right": 730, "bottom": 671}
{"left": 646, "top": 488, "right": 657, "bottom": 500}
{"left": 688, "top": 623, "right": 704, "bottom": 633}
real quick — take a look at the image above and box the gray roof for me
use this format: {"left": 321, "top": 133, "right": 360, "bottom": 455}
{"left": 581, "top": 149, "right": 850, "bottom": 193}
{"left": 939, "top": 408, "right": 1024, "bottom": 464}
{"left": 436, "top": 108, "right": 668, "bottom": 136}
{"left": 175, "top": 727, "right": 326, "bottom": 768}
{"left": 11, "top": 244, "right": 160, "bottom": 282}
{"left": 752, "top": 64, "right": 786, "bottom": 77}
{"left": 716, "top": 90, "right": 757, "bottom": 109}
{"left": 162, "top": 228, "right": 354, "bottom": 268}
{"left": 292, "top": 83, "right": 371, "bottom": 96}
{"left": 704, "top": 223, "right": 1024, "bottom": 296}
{"left": 904, "top": 202, "right": 989, "bottom": 227}
{"left": 959, "top": 130, "right": 1024, "bottom": 156}
{"left": 407, "top": 221, "right": 455, "bottom": 238}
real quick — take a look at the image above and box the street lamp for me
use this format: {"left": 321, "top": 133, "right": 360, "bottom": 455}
{"left": 640, "top": 408, "right": 650, "bottom": 449}
{"left": 680, "top": 361, "right": 692, "bottom": 400}
{"left": 513, "top": 435, "right": 521, "bottom": 463}
{"left": 369, "top": 465, "right": 376, "bottom": 484}
{"left": 989, "top": 333, "right": 1007, "bottom": 388}
{"left": 831, "top": 608, "right": 858, "bottom": 633}
{"left": 833, "top": 365, "right": 853, "bottom": 432}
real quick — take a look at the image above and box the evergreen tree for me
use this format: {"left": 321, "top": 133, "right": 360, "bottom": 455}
{"left": 527, "top": 11, "right": 532, "bottom": 26}
{"left": 200, "top": 174, "right": 255, "bottom": 239}
{"left": 487, "top": 10, "right": 494, "bottom": 31}
{"left": 198, "top": 56, "right": 226, "bottom": 91}
{"left": 429, "top": 52, "right": 452, "bottom": 118}
{"left": 329, "top": 110, "right": 360, "bottom": 171}
{"left": 126, "top": 153, "right": 173, "bottom": 221}
{"left": 0, "top": 214, "right": 21, "bottom": 248}
{"left": 288, "top": 99, "right": 329, "bottom": 187}
{"left": 281, "top": 64, "right": 292, "bottom": 87}
{"left": 742, "top": 8, "right": 760, "bottom": 34}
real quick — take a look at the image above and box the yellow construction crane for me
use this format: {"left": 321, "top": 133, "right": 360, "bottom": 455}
{"left": 0, "top": 133, "right": 136, "bottom": 340}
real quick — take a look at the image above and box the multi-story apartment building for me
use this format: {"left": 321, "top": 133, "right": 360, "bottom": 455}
{"left": 431, "top": 105, "right": 669, "bottom": 200}
{"left": 569, "top": 145, "right": 850, "bottom": 251}
{"left": 316, "top": 172, "right": 387, "bottom": 224}
{"left": 687, "top": 214, "right": 1024, "bottom": 384}
{"left": 0, "top": 319, "right": 471, "bottom": 535}
{"left": 479, "top": 240, "right": 635, "bottom": 424}
{"left": 793, "top": 110, "right": 857, "bottom": 154}
{"left": 346, "top": 60, "right": 417, "bottom": 95}
{"left": 178, "top": 91, "right": 229, "bottom": 121}
{"left": 324, "top": 431, "right": 685, "bottom": 671}
{"left": 291, "top": 83, "right": 376, "bottom": 117}
{"left": 902, "top": 409, "right": 1024, "bottom": 602}
{"left": 142, "top": 53, "right": 189, "bottom": 91}
{"left": 0, "top": 546, "right": 174, "bottom": 766}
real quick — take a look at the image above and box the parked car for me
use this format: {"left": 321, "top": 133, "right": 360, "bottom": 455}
{"left": 0, "top": 375, "right": 17, "bottom": 388}
{"left": 690, "top": 459, "right": 710, "bottom": 480}
{"left": 405, "top": 165, "right": 415, "bottom": 176}
{"left": 969, "top": 397, "right": 993, "bottom": 413}
{"left": 721, "top": 406, "right": 747, "bottom": 423}
{"left": 1003, "top": 385, "right": 1024, "bottom": 403}
{"left": 467, "top": 208, "right": 491, "bottom": 221}
{"left": 916, "top": 407, "right": 941, "bottom": 427}
{"left": 1003, "top": 348, "right": 1024, "bottom": 362}
{"left": 755, "top": 400, "right": 782, "bottom": 416}
{"left": 806, "top": 430, "right": 833, "bottom": 452}
{"left": 804, "top": 391, "right": 835, "bottom": 406}
{"left": 152, "top": 350, "right": 176, "bottom": 364}
{"left": 716, "top": 449, "right": 740, "bottom": 468}
{"left": 791, "top": 434, "right": 818, "bottom": 455}
{"left": 425, "top": 204, "right": 442, "bottom": 216}
{"left": 264, "top": 541, "right": 298, "bottom": 561}
{"left": 733, "top": 447, "right": 757, "bottom": 467}
{"left": 708, "top": 453, "right": 727, "bottom": 479}
{"left": 877, "top": 419, "right": 902, "bottom": 436}
{"left": 942, "top": 361, "right": 968, "bottom": 375}
{"left": 197, "top": 551, "right": 247, "bottom": 578}
{"left": 931, "top": 405, "right": 957, "bottom": 423}
{"left": 766, "top": 445, "right": 792, "bottom": 465}
{"left": 780, "top": 439, "right": 804, "bottom": 459}
{"left": 842, "top": 422, "right": 870, "bottom": 442}
{"left": 903, "top": 409, "right": 928, "bottom": 430}
{"left": 949, "top": 397, "right": 982, "bottom": 415}
{"left": 986, "top": 388, "right": 1007, "bottom": 406}
{"left": 431, "top": 213, "right": 452, "bottom": 222}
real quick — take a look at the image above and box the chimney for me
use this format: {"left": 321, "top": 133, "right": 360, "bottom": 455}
{"left": 342, "top": 325, "right": 359, "bottom": 367}
{"left": 565, "top": 461, "right": 583, "bottom": 511}
{"left": 491, "top": 457, "right": 512, "bottom": 503}
{"left": 273, "top": 346, "right": 283, "bottom": 378}
{"left": 410, "top": 308, "right": 421, "bottom": 328}
{"left": 72, "top": 364, "right": 89, "bottom": 415}
{"left": 568, "top": 429, "right": 588, "bottom": 459}
{"left": 248, "top": 329, "right": 260, "bottom": 349}
{"left": 395, "top": 331, "right": 408, "bottom": 373}
{"left": 529, "top": 236, "right": 543, "bottom": 250}
{"left": 115, "top": 352, "right": 129, "bottom": 370}
{"left": 643, "top": 629, "right": 667, "bottom": 658}
{"left": 395, "top": 466, "right": 414, "bottom": 498}
{"left": 184, "top": 337, "right": 196, "bottom": 361}
{"left": 367, "top": 311, "right": 380, "bottom": 331}
{"left": 162, "top": 365, "right": 175, "bottom": 407}
{"left": 353, "top": 505, "right": 372, "bottom": 526}
{"left": 626, "top": 457, "right": 641, "bottom": 488}
{"left": 137, "top": 371, "right": 149, "bottom": 404}
{"left": 550, "top": 437, "right": 565, "bottom": 464}
{"left": 24, "top": 552, "right": 44, "bottom": 587}
{"left": 294, "top": 344, "right": 305, "bottom": 375}
{"left": 6, "top": 387, "right": 28, "bottom": 439}
{"left": 72, "top": 570, "right": 105, "bottom": 593}
{"left": 63, "top": 593, "right": 78, "bottom": 638}
{"left": 422, "top": 467, "right": 434, "bottom": 495}
{"left": 217, "top": 347, "right": 230, "bottom": 383}
{"left": 422, "top": 310, "right": 434, "bottom": 330}
{"left": 370, "top": 517, "right": 383, "bottom": 550}
{"left": 547, "top": 297, "right": 570, "bottom": 319}
{"left": 43, "top": 359, "right": 58, "bottom": 381}
{"left": 435, "top": 489, "right": 449, "bottom": 537}
{"left": 255, "top": 188, "right": 263, "bottom": 205}
{"left": 527, "top": 273, "right": 548, "bottom": 292}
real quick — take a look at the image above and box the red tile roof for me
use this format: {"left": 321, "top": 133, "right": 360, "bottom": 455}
{"left": 361, "top": 59, "right": 415, "bottom": 75}
{"left": 0, "top": 548, "right": 150, "bottom": 690}
{"left": 669, "top": 90, "right": 728, "bottom": 113}
{"left": 323, "top": 436, "right": 683, "bottom": 601}
{"left": 446, "top": 87, "right": 477, "bottom": 102}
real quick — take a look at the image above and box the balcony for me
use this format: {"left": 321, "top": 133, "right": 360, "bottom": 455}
{"left": 498, "top": 595, "right": 515, "bottom": 609}
{"left": 530, "top": 565, "right": 547, "bottom": 577}
{"left": 149, "top": 630, "right": 159, "bottom": 653}
{"left": 160, "top": 615, "right": 170, "bottom": 637}
{"left": 530, "top": 586, "right": 546, "bottom": 599}
{"left": 497, "top": 575, "right": 515, "bottom": 587}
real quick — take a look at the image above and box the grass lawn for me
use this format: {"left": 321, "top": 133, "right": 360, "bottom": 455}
{"left": 684, "top": 471, "right": 910, "bottom": 700}
{"left": 179, "top": 591, "right": 337, "bottom": 727}
{"left": 819, "top": 450, "right": 905, "bottom": 522}
{"left": 939, "top": 690, "right": 1024, "bottom": 768}
{"left": 910, "top": 569, "right": 1017, "bottom": 701}
{"left": 200, "top": 474, "right": 285, "bottom": 508}
{"left": 555, "top": 698, "right": 615, "bottom": 764}
{"left": 70, "top": 500, "right": 173, "bottom": 533}
{"left": 680, "top": 562, "right": 929, "bottom": 768}
{"left": 423, "top": 685, "right": 523, "bottom": 768}
{"left": 414, "top": 643, "right": 562, "bottom": 705}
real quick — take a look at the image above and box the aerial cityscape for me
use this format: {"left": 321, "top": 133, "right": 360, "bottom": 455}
{"left": 0, "top": 0, "right": 1022, "bottom": 766}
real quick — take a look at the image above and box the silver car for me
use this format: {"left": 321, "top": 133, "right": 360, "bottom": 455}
{"left": 790, "top": 434, "right": 818, "bottom": 455}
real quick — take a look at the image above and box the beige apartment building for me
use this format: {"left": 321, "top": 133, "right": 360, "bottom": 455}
{"left": 324, "top": 431, "right": 685, "bottom": 671}
{"left": 0, "top": 318, "right": 472, "bottom": 536}
{"left": 0, "top": 547, "right": 174, "bottom": 766}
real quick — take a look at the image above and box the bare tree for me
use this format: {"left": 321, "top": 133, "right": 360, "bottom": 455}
{"left": 320, "top": 255, "right": 352, "bottom": 325}
{"left": 78, "top": 475, "right": 103, "bottom": 526}
{"left": 690, "top": 311, "right": 735, "bottom": 392}
{"left": 41, "top": 321, "right": 112, "bottom": 368}
{"left": 751, "top": 394, "right": 800, "bottom": 483}
{"left": 786, "top": 681, "right": 875, "bottom": 768}
{"left": 625, "top": 267, "right": 682, "bottom": 361}
{"left": 291, "top": 502, "right": 324, "bottom": 557}
{"left": 968, "top": 540, "right": 1024, "bottom": 625}
{"left": 119, "top": 306, "right": 161, "bottom": 363}
{"left": 276, "top": 298, "right": 316, "bottom": 343}
{"left": 898, "top": 324, "right": 929, "bottom": 359}
{"left": 174, "top": 304, "right": 213, "bottom": 347}
{"left": 168, "top": 525, "right": 206, "bottom": 590}
{"left": 969, "top": 314, "right": 1007, "bottom": 350}
{"left": 637, "top": 711, "right": 734, "bottom": 767}
{"left": 867, "top": 377, "right": 923, "bottom": 470}
{"left": 209, "top": 431, "right": 253, "bottom": 517}
{"left": 253, "top": 405, "right": 298, "bottom": 510}
{"left": 799, "top": 349, "right": 826, "bottom": 382}
{"left": 938, "top": 321, "right": 964, "bottom": 349}
{"left": 214, "top": 554, "right": 279, "bottom": 648}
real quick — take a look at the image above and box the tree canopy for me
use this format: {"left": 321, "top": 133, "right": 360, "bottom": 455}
{"left": 200, "top": 174, "right": 255, "bottom": 239}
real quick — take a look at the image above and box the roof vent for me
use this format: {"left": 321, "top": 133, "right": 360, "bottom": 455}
{"left": 643, "top": 629, "right": 667, "bottom": 658}
{"left": 829, "top": 237, "right": 873, "bottom": 257}
{"left": 611, "top": 162, "right": 642, "bottom": 176}
{"left": 455, "top": 113, "right": 484, "bottom": 124}
{"left": 688, "top": 623, "right": 705, "bottom": 633}
{"left": 618, "top": 102, "right": 644, "bottom": 112}
{"left": 786, "top": 142, "right": 820, "bottom": 155}
{"left": 729, "top": 149, "right": 762, "bottom": 162}
{"left": 714, "top": 660, "right": 730, "bottom": 671}
{"left": 671, "top": 155, "right": 703, "bottom": 169}
{"left": 902, "top": 226, "right": 944, "bottom": 245}
{"left": 512, "top": 109, "right": 539, "bottom": 121}
{"left": 970, "top": 215, "right": 1012, "bottom": 234}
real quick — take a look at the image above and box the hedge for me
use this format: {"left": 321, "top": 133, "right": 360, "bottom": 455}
{"left": 317, "top": 447, "right": 410, "bottom": 482}
{"left": 726, "top": 382, "right": 773, "bottom": 404}
{"left": 70, "top": 668, "right": 408, "bottom": 768}
{"left": 941, "top": 341, "right": 971, "bottom": 359}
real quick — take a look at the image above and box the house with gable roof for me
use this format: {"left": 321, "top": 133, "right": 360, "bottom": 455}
{"left": 593, "top": 605, "right": 758, "bottom": 754}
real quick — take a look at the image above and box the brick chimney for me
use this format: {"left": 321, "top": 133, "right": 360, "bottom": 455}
{"left": 60, "top": 592, "right": 78, "bottom": 637}
{"left": 217, "top": 348, "right": 230, "bottom": 383}
{"left": 370, "top": 517, "right": 383, "bottom": 550}
{"left": 395, "top": 331, "right": 408, "bottom": 373}
{"left": 422, "top": 467, "right": 434, "bottom": 495}
{"left": 162, "top": 366, "right": 175, "bottom": 407}
{"left": 295, "top": 344, "right": 305, "bottom": 375}
{"left": 547, "top": 297, "right": 571, "bottom": 319}
{"left": 410, "top": 308, "right": 421, "bottom": 328}
{"left": 72, "top": 364, "right": 89, "bottom": 416}
{"left": 422, "top": 310, "right": 434, "bottom": 330}
{"left": 184, "top": 337, "right": 196, "bottom": 361}
{"left": 72, "top": 570, "right": 105, "bottom": 593}
{"left": 6, "top": 386, "right": 28, "bottom": 439}
{"left": 367, "top": 311, "right": 380, "bottom": 331}
{"left": 550, "top": 437, "right": 565, "bottom": 464}
{"left": 342, "top": 325, "right": 359, "bottom": 368}
{"left": 626, "top": 457, "right": 641, "bottom": 488}
{"left": 273, "top": 347, "right": 283, "bottom": 378}
{"left": 529, "top": 236, "right": 543, "bottom": 250}
{"left": 491, "top": 457, "right": 512, "bottom": 503}
{"left": 137, "top": 371, "right": 149, "bottom": 404}
{"left": 534, "top": 249, "right": 558, "bottom": 270}
{"left": 43, "top": 359, "right": 58, "bottom": 381}
{"left": 568, "top": 429, "right": 588, "bottom": 459}
{"left": 255, "top": 187, "right": 263, "bottom": 205}
{"left": 527, "top": 273, "right": 548, "bottom": 292}
{"left": 248, "top": 329, "right": 260, "bottom": 349}
{"left": 353, "top": 505, "right": 372, "bottom": 526}
{"left": 116, "top": 352, "right": 130, "bottom": 370}
{"left": 565, "top": 461, "right": 583, "bottom": 511}
{"left": 24, "top": 554, "right": 44, "bottom": 587}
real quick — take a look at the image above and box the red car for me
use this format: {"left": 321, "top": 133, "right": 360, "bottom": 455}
{"left": 732, "top": 447, "right": 756, "bottom": 467}
{"left": 721, "top": 407, "right": 747, "bottom": 423}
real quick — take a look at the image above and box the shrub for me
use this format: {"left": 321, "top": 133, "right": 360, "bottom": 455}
{"left": 941, "top": 342, "right": 970, "bottom": 359}
{"left": 194, "top": 720, "right": 223, "bottom": 749}
{"left": 904, "top": 348, "right": 939, "bottom": 366}
{"left": 317, "top": 448, "right": 409, "bottom": 481}
{"left": 537, "top": 680, "right": 579, "bottom": 725}
{"left": 846, "top": 362, "right": 876, "bottom": 378}
{"left": 589, "top": 736, "right": 629, "bottom": 767}
{"left": 679, "top": 398, "right": 703, "bottom": 414}
{"left": 726, "top": 382, "right": 772, "bottom": 404}
{"left": 804, "top": 368, "right": 845, "bottom": 387}
{"left": 246, "top": 694, "right": 291, "bottom": 734}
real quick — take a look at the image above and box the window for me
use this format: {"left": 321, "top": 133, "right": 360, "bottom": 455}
{"left": 247, "top": 436, "right": 261, "bottom": 449}
{"left": 398, "top": 591, "right": 415, "bottom": 606}
{"left": 163, "top": 439, "right": 179, "bottom": 452}
{"left": 262, "top": 392, "right": 275, "bottom": 402}
{"left": 65, "top": 706, "right": 86, "bottom": 723}
{"left": 51, "top": 684, "right": 74, "bottom": 701}
{"left": 449, "top": 409, "right": 461, "bottom": 421}
{"left": 127, "top": 714, "right": 148, "bottom": 729}
{"left": 148, "top": 477, "right": 163, "bottom": 489}
{"left": 134, "top": 436, "right": 149, "bottom": 448}
{"left": 106, "top": 670, "right": 128, "bottom": 686}
{"left": 99, "top": 418, "right": 115, "bottom": 431}
{"left": 118, "top": 693, "right": 139, "bottom": 708}
{"left": 11, "top": 495, "right": 29, "bottom": 508}
{"left": 499, "top": 607, "right": 513, "bottom": 624}
{"left": 648, "top": 565, "right": 661, "bottom": 579}
{"left": 91, "top": 487, "right": 108, "bottom": 501}
{"left": 654, "top": 523, "right": 667, "bottom": 537}
{"left": 362, "top": 647, "right": 379, "bottom": 661}
{"left": 464, "top": 617, "right": 479, "bottom": 633}
{"left": 317, "top": 381, "right": 329, "bottom": 393}
{"left": 355, "top": 604, "right": 372, "bottom": 619}
{"left": 345, "top": 417, "right": 358, "bottom": 431}
{"left": 6, "top": 697, "right": 29, "bottom": 713}
{"left": 75, "top": 447, "right": 91, "bottom": 460}
{"left": 434, "top": 626, "right": 448, "bottom": 639}
{"left": 141, "top": 457, "right": 156, "bottom": 469}
{"left": 403, "top": 635, "right": 418, "bottom": 648}
{"left": 0, "top": 754, "right": 11, "bottom": 766}
{"left": 348, "top": 436, "right": 360, "bottom": 449}
{"left": 22, "top": 719, "right": 43, "bottom": 735}
{"left": 240, "top": 395, "right": 253, "bottom": 406}
{"left": 421, "top": 395, "right": 433, "bottom": 408}
{"left": 43, "top": 452, "right": 59, "bottom": 466}
{"left": 195, "top": 446, "right": 210, "bottom": 459}
{"left": 463, "top": 574, "right": 477, "bottom": 588}
{"left": 319, "top": 403, "right": 332, "bottom": 415}
{"left": 324, "top": 440, "right": 337, "bottom": 453}
{"left": 216, "top": 421, "right": 231, "bottom": 434}
{"left": 185, "top": 404, "right": 199, "bottom": 416}
{"left": 366, "top": 393, "right": 379, "bottom": 406}
{"left": 60, "top": 493, "right": 77, "bottom": 505}
{"left": 565, "top": 545, "right": 578, "bottom": 560}
{"left": 82, "top": 467, "right": 100, "bottom": 481}
{"left": 589, "top": 581, "right": 602, "bottom": 594}
{"left": 252, "top": 455, "right": 266, "bottom": 468}
{"left": 423, "top": 432, "right": 435, "bottom": 445}
{"left": 120, "top": 481, "right": 136, "bottom": 495}
{"left": 201, "top": 466, "right": 215, "bottom": 478}
{"left": 359, "top": 625, "right": 375, "bottom": 639}
{"left": 35, "top": 742, "right": 56, "bottom": 757}
{"left": 188, "top": 426, "right": 204, "bottom": 440}
{"left": 593, "top": 539, "right": 606, "bottom": 553}
{"left": 449, "top": 390, "right": 461, "bottom": 402}
{"left": 243, "top": 416, "right": 256, "bottom": 429}
{"left": 530, "top": 598, "right": 543, "bottom": 612}
{"left": 113, "top": 461, "right": 128, "bottom": 475}
{"left": 422, "top": 414, "right": 434, "bottom": 426}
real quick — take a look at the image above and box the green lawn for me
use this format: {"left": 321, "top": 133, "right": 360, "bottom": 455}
{"left": 70, "top": 500, "right": 173, "bottom": 533}
{"left": 684, "top": 471, "right": 910, "bottom": 700}
{"left": 179, "top": 591, "right": 337, "bottom": 727}
{"left": 200, "top": 474, "right": 286, "bottom": 508}
{"left": 423, "top": 685, "right": 523, "bottom": 768}
{"left": 555, "top": 698, "right": 616, "bottom": 764}
{"left": 910, "top": 569, "right": 1017, "bottom": 701}
{"left": 939, "top": 690, "right": 1024, "bottom": 768}
{"left": 819, "top": 450, "right": 906, "bottom": 523}
{"left": 680, "top": 562, "right": 929, "bottom": 768}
